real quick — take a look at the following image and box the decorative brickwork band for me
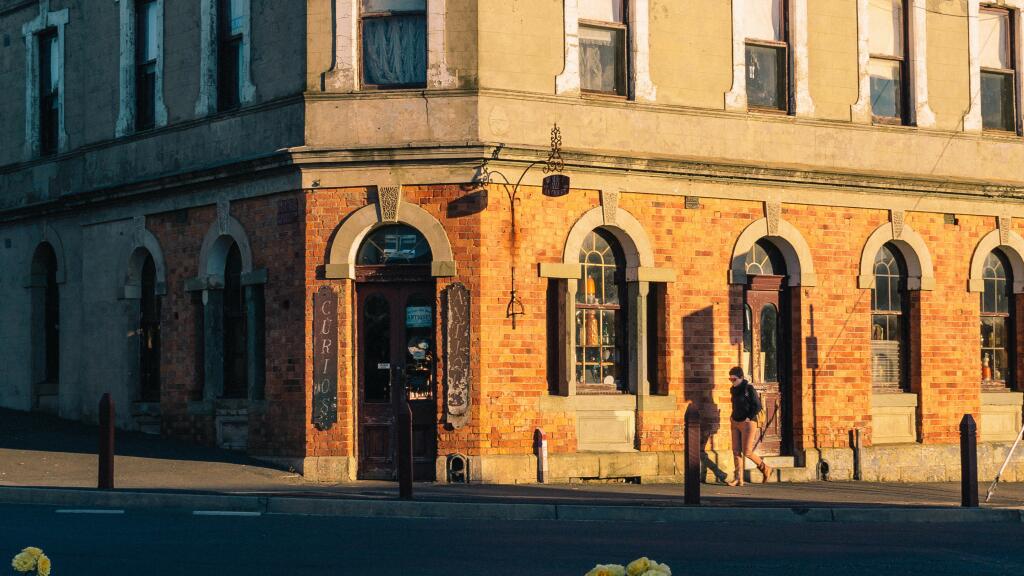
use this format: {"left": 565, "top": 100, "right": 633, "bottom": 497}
{"left": 444, "top": 282, "right": 472, "bottom": 429}
{"left": 377, "top": 186, "right": 402, "bottom": 222}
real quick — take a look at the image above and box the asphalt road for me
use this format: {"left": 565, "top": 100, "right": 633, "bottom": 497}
{"left": 2, "top": 503, "right": 1023, "bottom": 575}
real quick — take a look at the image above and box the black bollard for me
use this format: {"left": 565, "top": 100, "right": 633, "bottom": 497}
{"left": 684, "top": 404, "right": 701, "bottom": 506}
{"left": 98, "top": 393, "right": 115, "bottom": 490}
{"left": 960, "top": 414, "right": 979, "bottom": 507}
{"left": 398, "top": 401, "right": 413, "bottom": 500}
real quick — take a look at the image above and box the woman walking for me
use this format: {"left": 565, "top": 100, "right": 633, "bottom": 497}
{"left": 726, "top": 366, "right": 772, "bottom": 486}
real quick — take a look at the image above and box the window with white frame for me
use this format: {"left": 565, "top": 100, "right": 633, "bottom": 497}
{"left": 579, "top": 0, "right": 627, "bottom": 96}
{"left": 981, "top": 250, "right": 1015, "bottom": 390}
{"left": 360, "top": 0, "right": 427, "bottom": 88}
{"left": 980, "top": 7, "right": 1017, "bottom": 132}
{"left": 869, "top": 0, "right": 909, "bottom": 123}
{"left": 745, "top": 0, "right": 788, "bottom": 111}
{"left": 575, "top": 229, "right": 628, "bottom": 394}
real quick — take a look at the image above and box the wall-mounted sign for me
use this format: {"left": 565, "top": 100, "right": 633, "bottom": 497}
{"left": 312, "top": 286, "right": 339, "bottom": 431}
{"left": 444, "top": 283, "right": 472, "bottom": 429}
{"left": 406, "top": 306, "right": 433, "bottom": 328}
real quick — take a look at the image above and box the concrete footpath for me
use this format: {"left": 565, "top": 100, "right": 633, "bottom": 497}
{"left": 2, "top": 408, "right": 1023, "bottom": 523}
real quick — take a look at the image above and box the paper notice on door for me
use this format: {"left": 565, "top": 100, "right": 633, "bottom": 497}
{"left": 377, "top": 363, "right": 390, "bottom": 370}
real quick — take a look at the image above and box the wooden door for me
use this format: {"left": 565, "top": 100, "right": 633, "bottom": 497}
{"left": 744, "top": 275, "right": 790, "bottom": 456}
{"left": 357, "top": 282, "right": 438, "bottom": 481}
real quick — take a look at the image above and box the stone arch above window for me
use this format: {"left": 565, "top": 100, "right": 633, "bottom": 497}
{"left": 196, "top": 212, "right": 255, "bottom": 285}
{"left": 326, "top": 201, "right": 456, "bottom": 279}
{"left": 121, "top": 222, "right": 168, "bottom": 300}
{"left": 858, "top": 220, "right": 935, "bottom": 291}
{"left": 729, "top": 217, "right": 817, "bottom": 287}
{"left": 25, "top": 225, "right": 66, "bottom": 287}
{"left": 969, "top": 228, "right": 1024, "bottom": 294}
{"left": 561, "top": 206, "right": 655, "bottom": 275}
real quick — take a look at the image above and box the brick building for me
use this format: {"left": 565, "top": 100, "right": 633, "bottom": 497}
{"left": 2, "top": 0, "right": 1024, "bottom": 483}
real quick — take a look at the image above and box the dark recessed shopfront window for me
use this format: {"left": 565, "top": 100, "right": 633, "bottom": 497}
{"left": 871, "top": 243, "right": 909, "bottom": 392}
{"left": 139, "top": 253, "right": 162, "bottom": 402}
{"left": 981, "top": 250, "right": 1014, "bottom": 390}
{"left": 361, "top": 0, "right": 427, "bottom": 88}
{"left": 222, "top": 243, "right": 247, "bottom": 398}
{"left": 575, "top": 229, "right": 627, "bottom": 394}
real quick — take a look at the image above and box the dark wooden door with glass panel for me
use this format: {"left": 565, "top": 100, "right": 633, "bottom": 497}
{"left": 357, "top": 282, "right": 437, "bottom": 481}
{"left": 743, "top": 240, "right": 791, "bottom": 456}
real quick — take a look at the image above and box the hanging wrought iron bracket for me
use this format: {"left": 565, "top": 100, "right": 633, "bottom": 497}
{"left": 478, "top": 125, "right": 568, "bottom": 329}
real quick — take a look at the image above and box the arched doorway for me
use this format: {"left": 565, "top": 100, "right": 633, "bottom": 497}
{"left": 355, "top": 224, "right": 437, "bottom": 481}
{"left": 742, "top": 239, "right": 792, "bottom": 456}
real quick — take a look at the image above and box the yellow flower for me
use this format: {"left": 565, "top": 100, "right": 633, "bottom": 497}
{"left": 11, "top": 552, "right": 36, "bottom": 573}
{"left": 36, "top": 554, "right": 51, "bottom": 576}
{"left": 640, "top": 565, "right": 672, "bottom": 576}
{"left": 626, "top": 557, "right": 652, "bottom": 576}
{"left": 21, "top": 548, "right": 43, "bottom": 559}
{"left": 585, "top": 564, "right": 626, "bottom": 576}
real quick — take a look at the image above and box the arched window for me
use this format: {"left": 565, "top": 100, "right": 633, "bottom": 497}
{"left": 223, "top": 242, "right": 247, "bottom": 398}
{"left": 871, "top": 243, "right": 909, "bottom": 392}
{"left": 744, "top": 238, "right": 786, "bottom": 277}
{"left": 981, "top": 250, "right": 1014, "bottom": 390}
{"left": 139, "top": 253, "right": 161, "bottom": 402}
{"left": 357, "top": 224, "right": 432, "bottom": 265}
{"left": 576, "top": 229, "right": 627, "bottom": 394}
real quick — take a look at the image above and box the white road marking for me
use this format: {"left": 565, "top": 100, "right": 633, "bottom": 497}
{"left": 191, "top": 510, "right": 262, "bottom": 517}
{"left": 55, "top": 509, "right": 125, "bottom": 514}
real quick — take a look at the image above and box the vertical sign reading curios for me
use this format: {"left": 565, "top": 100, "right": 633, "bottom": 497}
{"left": 312, "top": 286, "right": 339, "bottom": 430}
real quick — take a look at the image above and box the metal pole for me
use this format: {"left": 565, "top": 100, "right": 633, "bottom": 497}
{"left": 985, "top": 421, "right": 1024, "bottom": 503}
{"left": 534, "top": 428, "right": 548, "bottom": 484}
{"left": 98, "top": 393, "right": 115, "bottom": 490}
{"left": 398, "top": 401, "right": 413, "bottom": 500}
{"left": 960, "top": 414, "right": 979, "bottom": 507}
{"left": 684, "top": 404, "right": 701, "bottom": 506}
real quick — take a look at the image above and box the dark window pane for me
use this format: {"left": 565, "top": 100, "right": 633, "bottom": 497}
{"left": 363, "top": 295, "right": 391, "bottom": 402}
{"left": 404, "top": 294, "right": 434, "bottom": 400}
{"left": 222, "top": 244, "right": 247, "bottom": 398}
{"left": 982, "top": 71, "right": 1015, "bottom": 132}
{"left": 140, "top": 253, "right": 161, "bottom": 401}
{"left": 136, "top": 64, "right": 157, "bottom": 130}
{"left": 362, "top": 0, "right": 426, "bottom": 11}
{"left": 38, "top": 29, "right": 59, "bottom": 156}
{"left": 362, "top": 14, "right": 427, "bottom": 86}
{"left": 746, "top": 43, "right": 786, "bottom": 110}
{"left": 760, "top": 304, "right": 778, "bottom": 383}
{"left": 869, "top": 58, "right": 903, "bottom": 120}
{"left": 357, "top": 224, "right": 432, "bottom": 265}
{"left": 580, "top": 25, "right": 625, "bottom": 95}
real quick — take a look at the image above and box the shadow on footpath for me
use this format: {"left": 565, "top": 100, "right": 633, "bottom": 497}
{"left": 0, "top": 407, "right": 270, "bottom": 468}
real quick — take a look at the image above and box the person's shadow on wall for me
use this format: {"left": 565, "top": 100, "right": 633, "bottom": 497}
{"left": 682, "top": 306, "right": 728, "bottom": 484}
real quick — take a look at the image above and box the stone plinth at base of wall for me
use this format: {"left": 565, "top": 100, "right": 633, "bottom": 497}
{"left": 256, "top": 456, "right": 354, "bottom": 483}
{"left": 433, "top": 442, "right": 1024, "bottom": 485}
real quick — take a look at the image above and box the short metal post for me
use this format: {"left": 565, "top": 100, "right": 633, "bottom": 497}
{"left": 684, "top": 404, "right": 701, "bottom": 506}
{"left": 534, "top": 428, "right": 548, "bottom": 484}
{"left": 398, "top": 401, "right": 413, "bottom": 500}
{"left": 960, "top": 414, "right": 979, "bottom": 507}
{"left": 98, "top": 393, "right": 115, "bottom": 490}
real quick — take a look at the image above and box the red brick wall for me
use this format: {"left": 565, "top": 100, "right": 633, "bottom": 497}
{"left": 148, "top": 182, "right": 1019, "bottom": 467}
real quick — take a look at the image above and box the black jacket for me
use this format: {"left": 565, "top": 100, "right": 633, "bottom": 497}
{"left": 730, "top": 380, "right": 762, "bottom": 422}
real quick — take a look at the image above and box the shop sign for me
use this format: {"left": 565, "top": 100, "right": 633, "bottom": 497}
{"left": 312, "top": 286, "right": 339, "bottom": 431}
